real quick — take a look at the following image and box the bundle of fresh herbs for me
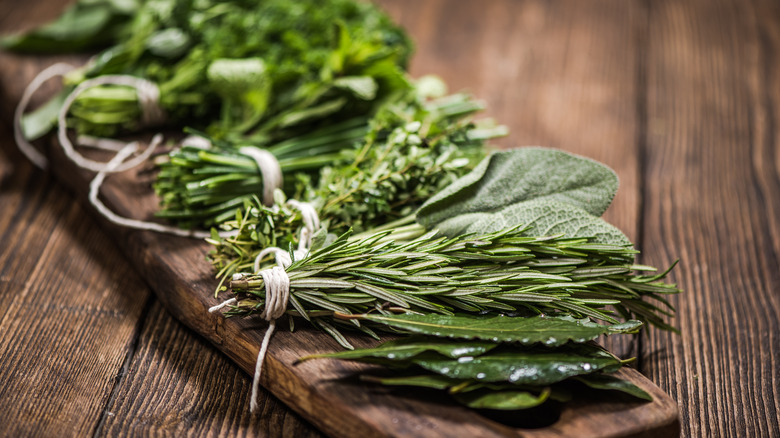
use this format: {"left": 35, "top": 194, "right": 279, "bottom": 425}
{"left": 154, "top": 83, "right": 502, "bottom": 229}
{"left": 207, "top": 147, "right": 680, "bottom": 411}
{"left": 224, "top": 225, "right": 678, "bottom": 347}
{"left": 299, "top": 316, "right": 654, "bottom": 412}
{"left": 7, "top": 0, "right": 413, "bottom": 143}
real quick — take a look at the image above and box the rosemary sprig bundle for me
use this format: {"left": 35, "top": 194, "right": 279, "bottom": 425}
{"left": 224, "top": 226, "right": 679, "bottom": 348}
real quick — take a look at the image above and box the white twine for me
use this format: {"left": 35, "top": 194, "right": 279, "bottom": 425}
{"left": 135, "top": 78, "right": 165, "bottom": 126}
{"left": 77, "top": 135, "right": 128, "bottom": 152}
{"left": 58, "top": 75, "right": 166, "bottom": 173}
{"left": 13, "top": 62, "right": 75, "bottom": 169}
{"left": 239, "top": 146, "right": 282, "bottom": 206}
{"left": 287, "top": 199, "right": 319, "bottom": 248}
{"left": 89, "top": 138, "right": 239, "bottom": 239}
{"left": 251, "top": 200, "right": 319, "bottom": 271}
{"left": 210, "top": 199, "right": 321, "bottom": 413}
{"left": 208, "top": 297, "right": 236, "bottom": 313}
{"left": 249, "top": 266, "right": 290, "bottom": 412}
{"left": 181, "top": 135, "right": 212, "bottom": 149}
{"left": 15, "top": 68, "right": 235, "bottom": 240}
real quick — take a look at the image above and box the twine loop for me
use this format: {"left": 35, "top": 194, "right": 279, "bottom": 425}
{"left": 239, "top": 146, "right": 283, "bottom": 206}
{"left": 57, "top": 75, "right": 166, "bottom": 173}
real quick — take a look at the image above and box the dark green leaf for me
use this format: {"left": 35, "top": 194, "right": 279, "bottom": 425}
{"left": 575, "top": 374, "right": 653, "bottom": 401}
{"left": 362, "top": 314, "right": 642, "bottom": 346}
{"left": 361, "top": 373, "right": 463, "bottom": 390}
{"left": 452, "top": 387, "right": 550, "bottom": 410}
{"left": 414, "top": 344, "right": 622, "bottom": 385}
{"left": 302, "top": 336, "right": 498, "bottom": 362}
{"left": 1, "top": 1, "right": 134, "bottom": 53}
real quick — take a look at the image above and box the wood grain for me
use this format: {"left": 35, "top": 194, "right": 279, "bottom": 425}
{"left": 0, "top": 121, "right": 150, "bottom": 436}
{"left": 98, "top": 301, "right": 321, "bottom": 437}
{"left": 641, "top": 0, "right": 780, "bottom": 436}
{"left": 0, "top": 1, "right": 678, "bottom": 435}
{"left": 21, "top": 0, "right": 780, "bottom": 436}
{"left": 0, "top": 3, "right": 324, "bottom": 436}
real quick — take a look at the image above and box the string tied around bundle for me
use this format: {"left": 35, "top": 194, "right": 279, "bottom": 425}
{"left": 239, "top": 146, "right": 283, "bottom": 207}
{"left": 208, "top": 199, "right": 320, "bottom": 412}
{"left": 13, "top": 66, "right": 247, "bottom": 239}
{"left": 56, "top": 74, "right": 167, "bottom": 173}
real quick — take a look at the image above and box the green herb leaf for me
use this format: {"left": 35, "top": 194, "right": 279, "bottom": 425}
{"left": 451, "top": 387, "right": 551, "bottom": 410}
{"left": 360, "top": 314, "right": 642, "bottom": 346}
{"left": 413, "top": 344, "right": 622, "bottom": 385}
{"left": 333, "top": 76, "right": 378, "bottom": 100}
{"left": 1, "top": 1, "right": 134, "bottom": 53}
{"left": 21, "top": 90, "right": 69, "bottom": 141}
{"left": 360, "top": 374, "right": 463, "bottom": 390}
{"left": 574, "top": 374, "right": 653, "bottom": 401}
{"left": 432, "top": 199, "right": 632, "bottom": 246}
{"left": 417, "top": 147, "right": 620, "bottom": 237}
{"left": 302, "top": 336, "right": 498, "bottom": 362}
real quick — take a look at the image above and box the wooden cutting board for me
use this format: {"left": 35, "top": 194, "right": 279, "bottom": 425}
{"left": 0, "top": 27, "right": 679, "bottom": 438}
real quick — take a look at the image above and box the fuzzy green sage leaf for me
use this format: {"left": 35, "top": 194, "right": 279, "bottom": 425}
{"left": 433, "top": 198, "right": 632, "bottom": 246}
{"left": 416, "top": 148, "right": 621, "bottom": 242}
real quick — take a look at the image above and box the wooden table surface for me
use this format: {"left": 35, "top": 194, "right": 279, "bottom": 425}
{"left": 1, "top": 1, "right": 778, "bottom": 437}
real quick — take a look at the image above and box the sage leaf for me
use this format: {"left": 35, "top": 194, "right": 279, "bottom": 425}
{"left": 361, "top": 314, "right": 643, "bottom": 346}
{"left": 452, "top": 387, "right": 550, "bottom": 410}
{"left": 417, "top": 147, "right": 619, "bottom": 230}
{"left": 575, "top": 374, "right": 652, "bottom": 401}
{"left": 414, "top": 344, "right": 622, "bottom": 385}
{"left": 432, "top": 199, "right": 632, "bottom": 246}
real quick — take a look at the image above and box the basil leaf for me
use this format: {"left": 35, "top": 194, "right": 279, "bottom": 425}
{"left": 21, "top": 90, "right": 69, "bottom": 141}
{"left": 333, "top": 76, "right": 378, "bottom": 100}
{"left": 362, "top": 314, "right": 642, "bottom": 346}
{"left": 1, "top": 2, "right": 130, "bottom": 53}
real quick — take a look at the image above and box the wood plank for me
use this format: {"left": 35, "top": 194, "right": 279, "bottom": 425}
{"left": 379, "top": 0, "right": 645, "bottom": 359}
{"left": 642, "top": 0, "right": 780, "bottom": 436}
{"left": 0, "top": 146, "right": 150, "bottom": 436}
{"left": 98, "top": 301, "right": 322, "bottom": 437}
